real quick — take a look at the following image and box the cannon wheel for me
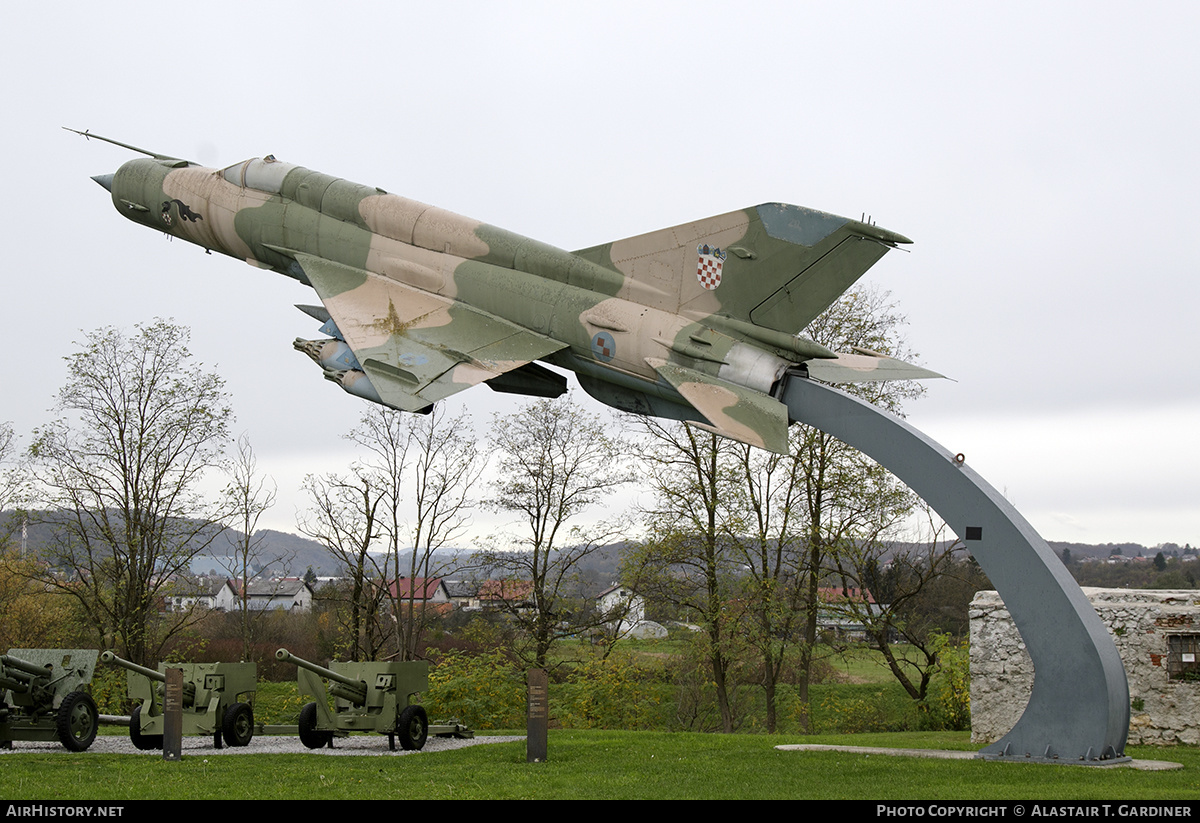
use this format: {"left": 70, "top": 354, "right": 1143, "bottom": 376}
{"left": 56, "top": 691, "right": 99, "bottom": 752}
{"left": 129, "top": 704, "right": 163, "bottom": 751}
{"left": 397, "top": 704, "right": 428, "bottom": 751}
{"left": 298, "top": 702, "right": 333, "bottom": 749}
{"left": 222, "top": 702, "right": 254, "bottom": 747}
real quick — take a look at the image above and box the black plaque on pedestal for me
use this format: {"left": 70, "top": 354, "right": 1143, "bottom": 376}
{"left": 163, "top": 667, "right": 183, "bottom": 761}
{"left": 526, "top": 668, "right": 548, "bottom": 763}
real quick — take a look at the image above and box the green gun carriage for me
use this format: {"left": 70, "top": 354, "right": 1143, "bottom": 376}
{"left": 276, "top": 648, "right": 470, "bottom": 751}
{"left": 0, "top": 649, "right": 99, "bottom": 752}
{"left": 101, "top": 651, "right": 256, "bottom": 750}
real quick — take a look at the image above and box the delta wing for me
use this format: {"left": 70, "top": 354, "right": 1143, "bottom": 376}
{"left": 295, "top": 253, "right": 566, "bottom": 411}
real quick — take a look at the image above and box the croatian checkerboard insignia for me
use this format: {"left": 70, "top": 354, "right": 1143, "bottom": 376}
{"left": 696, "top": 244, "right": 726, "bottom": 290}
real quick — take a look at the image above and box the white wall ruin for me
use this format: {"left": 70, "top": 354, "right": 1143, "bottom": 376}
{"left": 970, "top": 588, "right": 1200, "bottom": 746}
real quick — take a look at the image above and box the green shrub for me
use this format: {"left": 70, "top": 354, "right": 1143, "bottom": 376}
{"left": 252, "top": 680, "right": 307, "bottom": 725}
{"left": 88, "top": 666, "right": 129, "bottom": 715}
{"left": 917, "top": 636, "right": 971, "bottom": 731}
{"left": 555, "top": 649, "right": 668, "bottom": 730}
{"left": 825, "top": 695, "right": 888, "bottom": 732}
{"left": 804, "top": 682, "right": 924, "bottom": 733}
{"left": 424, "top": 648, "right": 526, "bottom": 729}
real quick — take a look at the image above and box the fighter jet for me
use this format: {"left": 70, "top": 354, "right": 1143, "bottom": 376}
{"left": 74, "top": 129, "right": 938, "bottom": 454}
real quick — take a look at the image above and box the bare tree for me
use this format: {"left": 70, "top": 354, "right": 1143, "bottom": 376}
{"left": 631, "top": 286, "right": 927, "bottom": 732}
{"left": 300, "top": 405, "right": 482, "bottom": 662}
{"left": 342, "top": 406, "right": 413, "bottom": 659}
{"left": 25, "top": 320, "right": 232, "bottom": 665}
{"left": 723, "top": 441, "right": 810, "bottom": 734}
{"left": 346, "top": 404, "right": 481, "bottom": 661}
{"left": 297, "top": 469, "right": 388, "bottom": 660}
{"left": 474, "top": 394, "right": 632, "bottom": 669}
{"left": 393, "top": 406, "right": 480, "bottom": 660}
{"left": 754, "top": 289, "right": 919, "bottom": 730}
{"left": 218, "top": 434, "right": 284, "bottom": 662}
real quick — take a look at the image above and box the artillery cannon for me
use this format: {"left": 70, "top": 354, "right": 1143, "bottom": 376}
{"left": 0, "top": 649, "right": 99, "bottom": 752}
{"left": 276, "top": 648, "right": 466, "bottom": 751}
{"left": 101, "top": 651, "right": 256, "bottom": 750}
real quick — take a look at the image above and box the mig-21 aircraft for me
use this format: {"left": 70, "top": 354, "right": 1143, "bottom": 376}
{"left": 73, "top": 129, "right": 939, "bottom": 454}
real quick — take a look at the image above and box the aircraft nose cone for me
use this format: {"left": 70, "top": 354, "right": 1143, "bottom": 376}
{"left": 91, "top": 173, "right": 114, "bottom": 192}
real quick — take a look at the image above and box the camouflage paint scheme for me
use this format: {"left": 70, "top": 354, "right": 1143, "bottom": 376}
{"left": 79, "top": 131, "right": 938, "bottom": 454}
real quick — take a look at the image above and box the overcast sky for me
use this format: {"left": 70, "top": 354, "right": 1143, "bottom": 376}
{"left": 3, "top": 1, "right": 1197, "bottom": 548}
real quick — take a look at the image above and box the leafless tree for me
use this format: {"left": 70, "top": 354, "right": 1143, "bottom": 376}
{"left": 218, "top": 434, "right": 285, "bottom": 662}
{"left": 346, "top": 404, "right": 481, "bottom": 661}
{"left": 474, "top": 394, "right": 633, "bottom": 669}
{"left": 828, "top": 509, "right": 974, "bottom": 704}
{"left": 0, "top": 422, "right": 25, "bottom": 549}
{"left": 781, "top": 420, "right": 916, "bottom": 727}
{"left": 723, "top": 440, "right": 811, "bottom": 733}
{"left": 630, "top": 286, "right": 927, "bottom": 732}
{"left": 300, "top": 404, "right": 483, "bottom": 662}
{"left": 342, "top": 406, "right": 413, "bottom": 659}
{"left": 786, "top": 287, "right": 924, "bottom": 728}
{"left": 297, "top": 468, "right": 388, "bottom": 660}
{"left": 392, "top": 406, "right": 480, "bottom": 660}
{"left": 25, "top": 320, "right": 232, "bottom": 665}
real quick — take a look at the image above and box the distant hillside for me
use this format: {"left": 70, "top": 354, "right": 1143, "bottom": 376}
{"left": 1047, "top": 540, "right": 1192, "bottom": 561}
{"left": 5, "top": 511, "right": 1189, "bottom": 587}
{"left": 2, "top": 511, "right": 341, "bottom": 578}
{"left": 188, "top": 528, "right": 337, "bottom": 578}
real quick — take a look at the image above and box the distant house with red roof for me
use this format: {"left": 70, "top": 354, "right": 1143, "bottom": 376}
{"left": 815, "top": 585, "right": 879, "bottom": 641}
{"left": 384, "top": 576, "right": 451, "bottom": 604}
{"left": 477, "top": 579, "right": 534, "bottom": 612}
{"left": 380, "top": 576, "right": 453, "bottom": 617}
{"left": 816, "top": 586, "right": 876, "bottom": 605}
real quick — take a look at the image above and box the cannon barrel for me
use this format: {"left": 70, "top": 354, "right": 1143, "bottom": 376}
{"left": 0, "top": 656, "right": 55, "bottom": 704}
{"left": 0, "top": 654, "right": 53, "bottom": 679}
{"left": 0, "top": 674, "right": 34, "bottom": 694}
{"left": 100, "top": 651, "right": 195, "bottom": 705}
{"left": 275, "top": 648, "right": 367, "bottom": 705}
{"left": 100, "top": 651, "right": 164, "bottom": 682}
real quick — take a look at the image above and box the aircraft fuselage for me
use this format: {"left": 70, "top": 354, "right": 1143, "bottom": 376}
{"left": 95, "top": 147, "right": 925, "bottom": 453}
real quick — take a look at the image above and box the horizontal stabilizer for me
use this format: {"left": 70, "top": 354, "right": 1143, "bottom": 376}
{"left": 647, "top": 358, "right": 791, "bottom": 454}
{"left": 805, "top": 350, "right": 944, "bottom": 383}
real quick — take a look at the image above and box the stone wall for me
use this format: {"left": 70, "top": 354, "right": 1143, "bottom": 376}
{"left": 970, "top": 588, "right": 1200, "bottom": 745}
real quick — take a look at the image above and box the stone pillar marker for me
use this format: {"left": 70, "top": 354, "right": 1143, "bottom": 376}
{"left": 163, "top": 667, "right": 183, "bottom": 761}
{"left": 526, "top": 668, "right": 548, "bottom": 763}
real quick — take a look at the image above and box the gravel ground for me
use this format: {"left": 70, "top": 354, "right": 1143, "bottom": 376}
{"left": 1, "top": 733, "right": 525, "bottom": 756}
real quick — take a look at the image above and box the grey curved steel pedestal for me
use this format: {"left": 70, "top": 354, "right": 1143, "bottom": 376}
{"left": 780, "top": 375, "right": 1129, "bottom": 764}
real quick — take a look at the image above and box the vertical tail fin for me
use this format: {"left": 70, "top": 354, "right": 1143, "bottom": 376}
{"left": 573, "top": 203, "right": 910, "bottom": 334}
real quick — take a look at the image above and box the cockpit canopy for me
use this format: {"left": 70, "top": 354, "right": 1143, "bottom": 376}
{"left": 221, "top": 156, "right": 298, "bottom": 194}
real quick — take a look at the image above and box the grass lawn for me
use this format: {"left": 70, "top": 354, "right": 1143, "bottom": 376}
{"left": 2, "top": 730, "right": 1197, "bottom": 800}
